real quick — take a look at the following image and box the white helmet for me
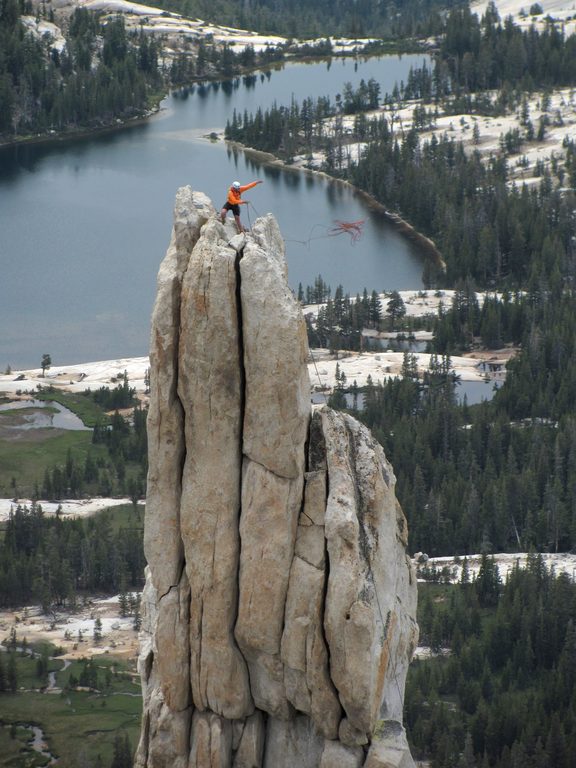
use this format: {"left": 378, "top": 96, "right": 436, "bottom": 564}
{"left": 232, "top": 181, "right": 241, "bottom": 190}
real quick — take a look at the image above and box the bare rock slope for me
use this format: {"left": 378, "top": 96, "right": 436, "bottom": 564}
{"left": 135, "top": 187, "right": 419, "bottom": 768}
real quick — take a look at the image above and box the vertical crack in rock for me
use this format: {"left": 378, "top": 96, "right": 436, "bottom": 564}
{"left": 281, "top": 409, "right": 342, "bottom": 740}
{"left": 233, "top": 246, "right": 247, "bottom": 668}
{"left": 316, "top": 411, "right": 337, "bottom": 725}
{"left": 137, "top": 187, "right": 215, "bottom": 768}
{"left": 321, "top": 408, "right": 419, "bottom": 763}
{"left": 178, "top": 218, "right": 252, "bottom": 722}
{"left": 235, "top": 214, "right": 310, "bottom": 721}
{"left": 137, "top": 189, "right": 419, "bottom": 768}
{"left": 234, "top": 248, "right": 246, "bottom": 451}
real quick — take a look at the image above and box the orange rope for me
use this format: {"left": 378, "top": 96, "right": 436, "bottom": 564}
{"left": 247, "top": 204, "right": 366, "bottom": 248}
{"left": 327, "top": 219, "right": 365, "bottom": 243}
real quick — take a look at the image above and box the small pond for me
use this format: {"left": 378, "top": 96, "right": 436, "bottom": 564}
{"left": 0, "top": 399, "right": 89, "bottom": 430}
{"left": 456, "top": 379, "right": 502, "bottom": 405}
{"left": 363, "top": 338, "right": 429, "bottom": 353}
{"left": 312, "top": 378, "right": 502, "bottom": 409}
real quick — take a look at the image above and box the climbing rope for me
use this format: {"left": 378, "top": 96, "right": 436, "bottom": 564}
{"left": 246, "top": 202, "right": 364, "bottom": 398}
{"left": 328, "top": 219, "right": 365, "bottom": 243}
{"left": 247, "top": 202, "right": 365, "bottom": 248}
{"left": 309, "top": 347, "right": 325, "bottom": 392}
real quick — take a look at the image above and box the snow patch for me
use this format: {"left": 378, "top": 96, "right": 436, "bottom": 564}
{"left": 0, "top": 497, "right": 132, "bottom": 522}
{"left": 416, "top": 551, "right": 576, "bottom": 582}
{"left": 21, "top": 16, "right": 67, "bottom": 52}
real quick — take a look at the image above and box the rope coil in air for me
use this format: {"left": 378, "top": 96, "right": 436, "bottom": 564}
{"left": 247, "top": 202, "right": 364, "bottom": 247}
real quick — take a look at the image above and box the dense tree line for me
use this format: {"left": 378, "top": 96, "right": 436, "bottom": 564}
{"left": 302, "top": 276, "right": 544, "bottom": 356}
{"left": 353, "top": 348, "right": 576, "bottom": 555}
{"left": 228, "top": 8, "right": 576, "bottom": 291}
{"left": 152, "top": 0, "right": 455, "bottom": 40}
{"left": 399, "top": 4, "right": 576, "bottom": 104}
{"left": 433, "top": 282, "right": 526, "bottom": 353}
{"left": 111, "top": 731, "right": 134, "bottom": 768}
{"left": 351, "top": 132, "right": 576, "bottom": 289}
{"left": 305, "top": 285, "right": 382, "bottom": 350}
{"left": 0, "top": 3, "right": 161, "bottom": 139}
{"left": 93, "top": 406, "right": 147, "bottom": 467}
{"left": 40, "top": 405, "right": 147, "bottom": 501}
{"left": 302, "top": 278, "right": 537, "bottom": 356}
{"left": 0, "top": 504, "right": 145, "bottom": 608}
{"left": 170, "top": 37, "right": 285, "bottom": 86}
{"left": 225, "top": 81, "right": 383, "bottom": 158}
{"left": 407, "top": 558, "right": 576, "bottom": 767}
{"left": 438, "top": 3, "right": 576, "bottom": 95}
{"left": 0, "top": 648, "right": 18, "bottom": 693}
{"left": 228, "top": 94, "right": 576, "bottom": 288}
{"left": 66, "top": 657, "right": 133, "bottom": 693}
{"left": 298, "top": 274, "right": 576, "bottom": 556}
{"left": 89, "top": 370, "right": 139, "bottom": 411}
{"left": 31, "top": 375, "right": 147, "bottom": 501}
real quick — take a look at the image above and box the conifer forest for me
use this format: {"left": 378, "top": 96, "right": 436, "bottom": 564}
{"left": 2, "top": 0, "right": 576, "bottom": 766}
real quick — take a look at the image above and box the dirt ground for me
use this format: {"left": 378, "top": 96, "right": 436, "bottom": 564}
{"left": 0, "top": 595, "right": 140, "bottom": 662}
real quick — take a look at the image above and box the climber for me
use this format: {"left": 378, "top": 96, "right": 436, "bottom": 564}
{"left": 220, "top": 179, "right": 263, "bottom": 233}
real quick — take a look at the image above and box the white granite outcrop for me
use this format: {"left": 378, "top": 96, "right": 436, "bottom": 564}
{"left": 136, "top": 187, "right": 419, "bottom": 768}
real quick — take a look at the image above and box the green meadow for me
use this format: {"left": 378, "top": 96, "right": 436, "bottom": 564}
{"left": 0, "top": 650, "right": 141, "bottom": 767}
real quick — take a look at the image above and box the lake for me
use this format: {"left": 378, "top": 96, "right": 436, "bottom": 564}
{"left": 0, "top": 54, "right": 430, "bottom": 370}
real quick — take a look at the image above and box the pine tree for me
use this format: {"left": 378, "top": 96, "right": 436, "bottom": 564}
{"left": 7, "top": 653, "right": 17, "bottom": 693}
{"left": 458, "top": 732, "right": 477, "bottom": 767}
{"left": 475, "top": 554, "right": 501, "bottom": 607}
{"left": 386, "top": 290, "right": 406, "bottom": 330}
{"left": 111, "top": 731, "right": 132, "bottom": 768}
{"left": 93, "top": 616, "right": 103, "bottom": 644}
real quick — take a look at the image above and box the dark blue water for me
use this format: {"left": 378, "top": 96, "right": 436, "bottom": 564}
{"left": 0, "top": 55, "right": 429, "bottom": 370}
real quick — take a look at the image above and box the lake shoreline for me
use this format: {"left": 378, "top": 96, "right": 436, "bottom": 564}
{"left": 0, "top": 46, "right": 425, "bottom": 152}
{"left": 0, "top": 105, "right": 162, "bottom": 151}
{"left": 230, "top": 140, "right": 447, "bottom": 271}
{"left": 1, "top": 52, "right": 432, "bottom": 370}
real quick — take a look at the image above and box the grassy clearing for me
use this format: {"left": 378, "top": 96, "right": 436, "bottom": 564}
{"left": 8, "top": 655, "right": 44, "bottom": 690}
{"left": 0, "top": 723, "right": 46, "bottom": 767}
{"left": 104, "top": 504, "right": 145, "bottom": 534}
{"left": 0, "top": 405, "right": 59, "bottom": 420}
{"left": 0, "top": 690, "right": 141, "bottom": 767}
{"left": 0, "top": 654, "right": 141, "bottom": 768}
{"left": 59, "top": 655, "right": 141, "bottom": 694}
{"left": 0, "top": 431, "right": 108, "bottom": 498}
{"left": 35, "top": 390, "right": 109, "bottom": 428}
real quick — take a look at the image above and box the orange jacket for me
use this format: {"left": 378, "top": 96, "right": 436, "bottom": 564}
{"left": 227, "top": 181, "right": 259, "bottom": 206}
